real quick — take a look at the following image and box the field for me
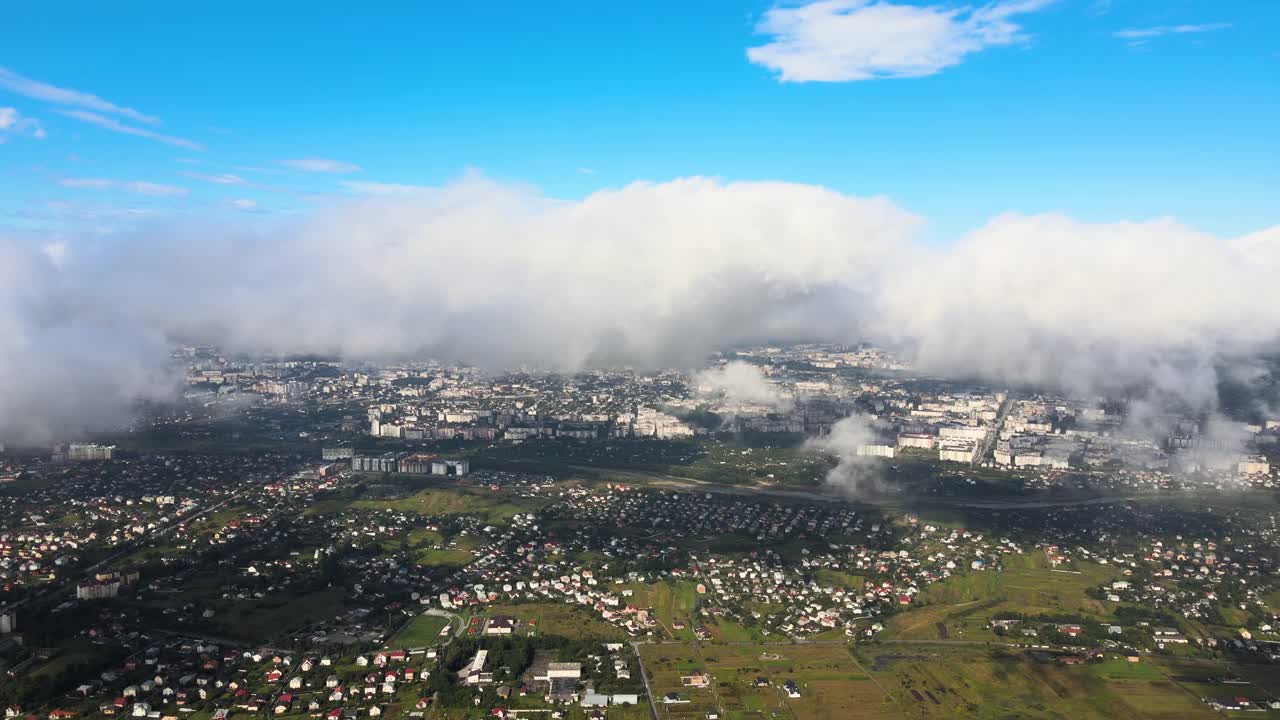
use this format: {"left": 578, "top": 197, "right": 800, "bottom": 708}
{"left": 211, "top": 587, "right": 348, "bottom": 641}
{"left": 857, "top": 645, "right": 1219, "bottom": 720}
{"left": 391, "top": 613, "right": 451, "bottom": 646}
{"left": 639, "top": 642, "right": 895, "bottom": 720}
{"left": 613, "top": 581, "right": 701, "bottom": 639}
{"left": 432, "top": 708, "right": 650, "bottom": 720}
{"left": 305, "top": 484, "right": 545, "bottom": 523}
{"left": 402, "top": 529, "right": 482, "bottom": 567}
{"left": 883, "top": 553, "right": 1121, "bottom": 642}
{"left": 470, "top": 602, "right": 629, "bottom": 640}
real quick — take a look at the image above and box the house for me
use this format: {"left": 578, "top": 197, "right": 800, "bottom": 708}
{"left": 485, "top": 616, "right": 516, "bottom": 635}
{"left": 681, "top": 673, "right": 710, "bottom": 688}
{"left": 534, "top": 662, "right": 581, "bottom": 701}
{"left": 458, "top": 650, "right": 493, "bottom": 686}
{"left": 784, "top": 681, "right": 801, "bottom": 698}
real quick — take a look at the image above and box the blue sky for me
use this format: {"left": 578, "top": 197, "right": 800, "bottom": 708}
{"left": 1, "top": 0, "right": 1276, "bottom": 243}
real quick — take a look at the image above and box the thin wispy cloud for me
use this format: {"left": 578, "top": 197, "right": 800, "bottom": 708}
{"left": 180, "top": 171, "right": 246, "bottom": 185}
{"left": 747, "top": 0, "right": 1054, "bottom": 82}
{"left": 1114, "top": 22, "right": 1231, "bottom": 40}
{"left": 281, "top": 157, "right": 361, "bottom": 173}
{"left": 0, "top": 66, "right": 160, "bottom": 125}
{"left": 60, "top": 109, "right": 204, "bottom": 151}
{"left": 60, "top": 177, "right": 189, "bottom": 196}
{"left": 228, "top": 198, "right": 269, "bottom": 213}
{"left": 0, "top": 106, "right": 46, "bottom": 140}
{"left": 341, "top": 180, "right": 426, "bottom": 195}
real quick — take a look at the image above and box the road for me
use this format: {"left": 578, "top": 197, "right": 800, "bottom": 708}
{"left": 630, "top": 641, "right": 661, "bottom": 720}
{"left": 973, "top": 393, "right": 1014, "bottom": 466}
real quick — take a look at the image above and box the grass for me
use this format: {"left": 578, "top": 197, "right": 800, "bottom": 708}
{"left": 815, "top": 569, "right": 865, "bottom": 590}
{"left": 476, "top": 602, "right": 628, "bottom": 640}
{"left": 640, "top": 642, "right": 895, "bottom": 720}
{"left": 211, "top": 588, "right": 347, "bottom": 642}
{"left": 857, "top": 645, "right": 1217, "bottom": 720}
{"left": 886, "top": 554, "right": 1121, "bottom": 641}
{"left": 391, "top": 613, "right": 451, "bottom": 646}
{"left": 306, "top": 485, "right": 543, "bottom": 523}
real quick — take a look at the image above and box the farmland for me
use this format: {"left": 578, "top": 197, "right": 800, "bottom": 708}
{"left": 639, "top": 642, "right": 895, "bottom": 720}
{"left": 856, "top": 645, "right": 1220, "bottom": 720}
{"left": 882, "top": 553, "right": 1122, "bottom": 642}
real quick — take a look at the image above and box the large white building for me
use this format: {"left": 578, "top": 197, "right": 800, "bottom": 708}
{"left": 68, "top": 443, "right": 114, "bottom": 461}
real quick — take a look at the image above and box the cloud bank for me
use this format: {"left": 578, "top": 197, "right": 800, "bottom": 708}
{"left": 2, "top": 173, "right": 1278, "bottom": 444}
{"left": 0, "top": 240, "right": 175, "bottom": 445}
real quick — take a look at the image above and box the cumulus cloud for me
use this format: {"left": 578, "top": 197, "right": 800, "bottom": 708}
{"left": 872, "top": 213, "right": 1280, "bottom": 408}
{"left": 3, "top": 172, "right": 1280, "bottom": 444}
{"left": 0, "top": 106, "right": 46, "bottom": 140}
{"left": 93, "top": 175, "right": 913, "bottom": 369}
{"left": 747, "top": 0, "right": 1053, "bottom": 82}
{"left": 695, "top": 361, "right": 794, "bottom": 410}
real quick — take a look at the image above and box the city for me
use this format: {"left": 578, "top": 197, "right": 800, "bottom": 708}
{"left": 1, "top": 345, "right": 1278, "bottom": 719}
{"left": 3, "top": 1, "right": 1280, "bottom": 719}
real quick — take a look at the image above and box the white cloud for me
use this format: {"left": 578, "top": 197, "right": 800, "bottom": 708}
{"left": 1113, "top": 22, "right": 1231, "bottom": 40}
{"left": 5, "top": 173, "right": 1280, "bottom": 443}
{"left": 747, "top": 0, "right": 1054, "bottom": 82}
{"left": 0, "top": 66, "right": 159, "bottom": 125}
{"left": 696, "top": 361, "right": 794, "bottom": 410}
{"left": 0, "top": 106, "right": 45, "bottom": 139}
{"left": 60, "top": 178, "right": 189, "bottom": 197}
{"left": 0, "top": 235, "right": 176, "bottom": 444}
{"left": 281, "top": 157, "right": 362, "bottom": 173}
{"left": 60, "top": 109, "right": 203, "bottom": 151}
{"left": 180, "top": 171, "right": 247, "bottom": 185}
{"left": 807, "top": 413, "right": 888, "bottom": 495}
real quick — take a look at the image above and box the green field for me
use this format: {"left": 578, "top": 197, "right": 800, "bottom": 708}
{"left": 305, "top": 485, "right": 545, "bottom": 523}
{"left": 392, "top": 613, "right": 451, "bottom": 646}
{"left": 885, "top": 554, "right": 1121, "bottom": 642}
{"left": 211, "top": 587, "right": 347, "bottom": 642}
{"left": 857, "top": 645, "right": 1218, "bottom": 720}
{"left": 640, "top": 642, "right": 895, "bottom": 720}
{"left": 614, "top": 581, "right": 702, "bottom": 639}
{"left": 474, "top": 602, "right": 629, "bottom": 640}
